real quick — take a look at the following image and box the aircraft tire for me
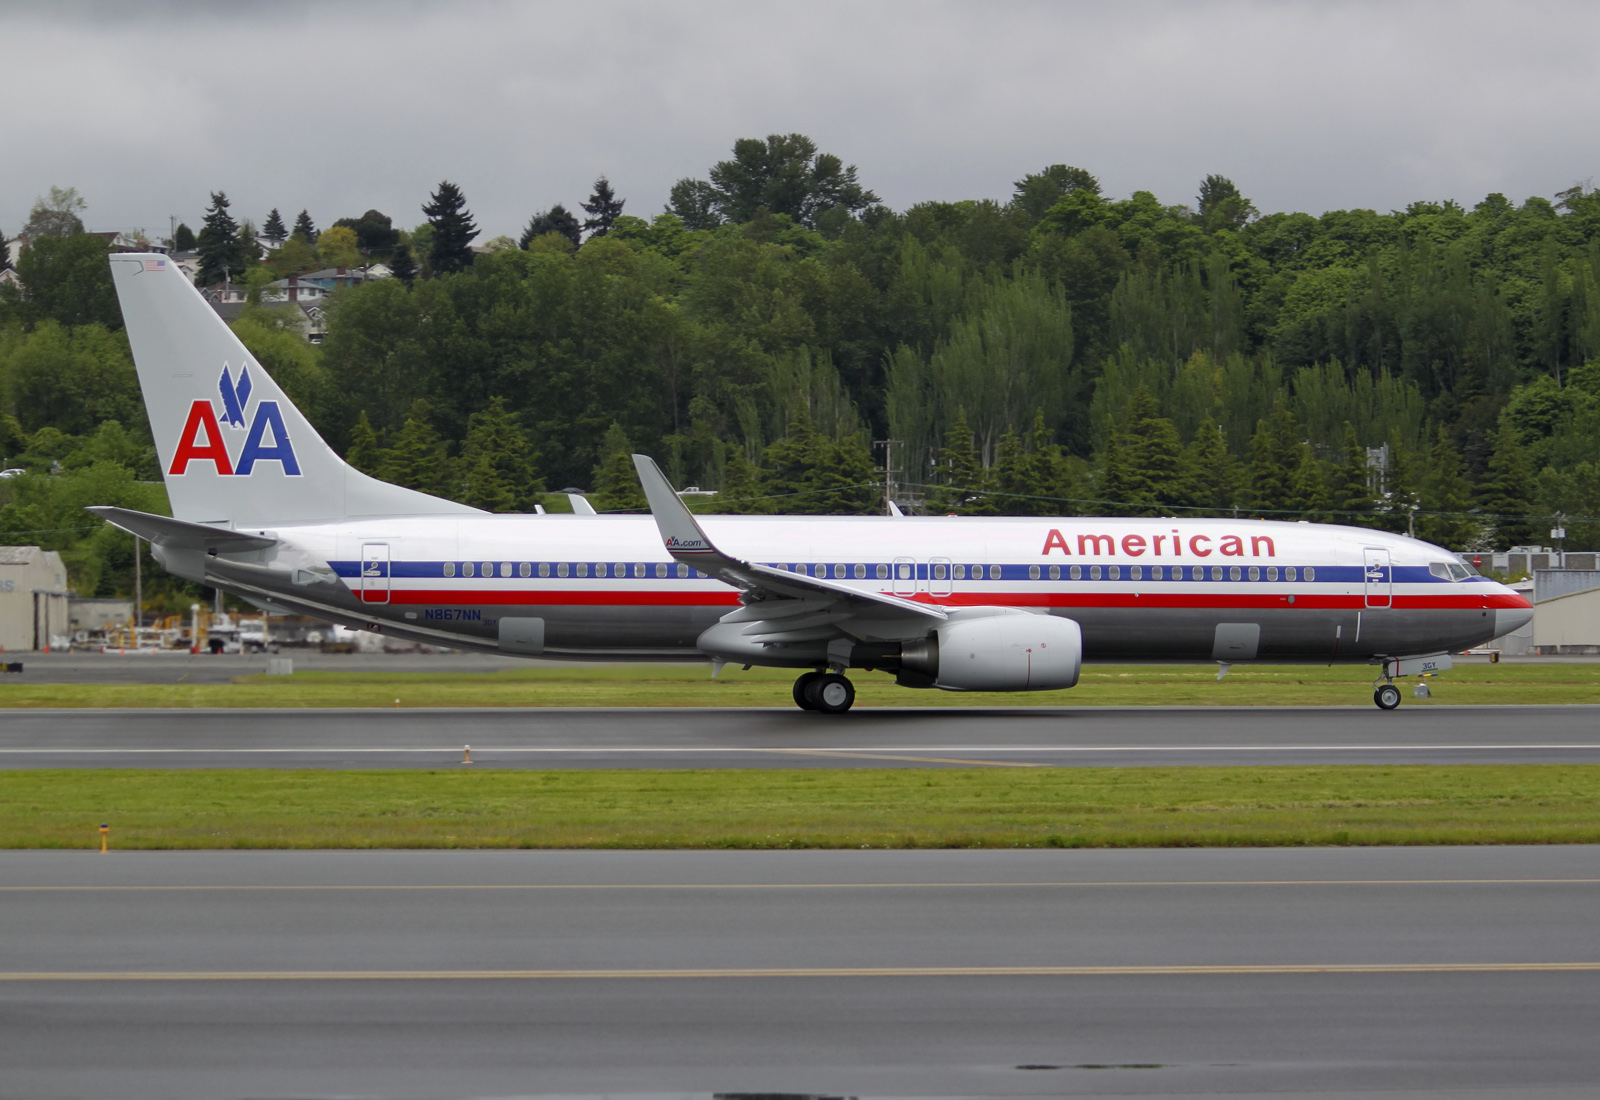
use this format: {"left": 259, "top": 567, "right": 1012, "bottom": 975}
{"left": 793, "top": 672, "right": 822, "bottom": 710}
{"left": 808, "top": 673, "right": 856, "bottom": 714}
{"left": 1374, "top": 683, "right": 1401, "bottom": 710}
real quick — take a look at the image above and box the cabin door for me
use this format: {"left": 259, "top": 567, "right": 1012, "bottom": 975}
{"left": 1363, "top": 547, "right": 1392, "bottom": 609}
{"left": 360, "top": 542, "right": 391, "bottom": 604}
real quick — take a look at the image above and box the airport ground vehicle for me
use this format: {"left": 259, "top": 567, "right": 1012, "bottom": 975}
{"left": 92, "top": 254, "right": 1532, "bottom": 711}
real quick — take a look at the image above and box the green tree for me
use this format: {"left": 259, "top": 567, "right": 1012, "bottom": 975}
{"left": 1284, "top": 443, "right": 1329, "bottom": 521}
{"left": 422, "top": 181, "right": 478, "bottom": 275}
{"left": 0, "top": 321, "right": 143, "bottom": 434}
{"left": 933, "top": 407, "right": 986, "bottom": 513}
{"left": 1326, "top": 422, "right": 1376, "bottom": 525}
{"left": 716, "top": 441, "right": 766, "bottom": 513}
{"left": 2, "top": 233, "right": 120, "bottom": 329}
{"left": 172, "top": 222, "right": 196, "bottom": 251}
{"left": 581, "top": 176, "right": 625, "bottom": 238}
{"left": 389, "top": 243, "right": 417, "bottom": 286}
{"left": 23, "top": 186, "right": 87, "bottom": 238}
{"left": 1477, "top": 416, "right": 1538, "bottom": 547}
{"left": 1196, "top": 174, "right": 1257, "bottom": 232}
{"left": 196, "top": 191, "right": 245, "bottom": 285}
{"left": 520, "top": 204, "right": 581, "bottom": 249}
{"left": 459, "top": 397, "right": 542, "bottom": 511}
{"left": 590, "top": 421, "right": 647, "bottom": 511}
{"left": 702, "top": 133, "right": 879, "bottom": 227}
{"left": 381, "top": 399, "right": 452, "bottom": 496}
{"left": 345, "top": 410, "right": 384, "bottom": 476}
{"left": 1012, "top": 164, "right": 1100, "bottom": 220}
{"left": 1242, "top": 406, "right": 1299, "bottom": 515}
{"left": 1416, "top": 426, "right": 1478, "bottom": 548}
{"left": 1180, "top": 416, "right": 1239, "bottom": 515}
{"left": 291, "top": 209, "right": 317, "bottom": 242}
{"left": 333, "top": 210, "right": 399, "bottom": 258}
{"left": 1119, "top": 385, "right": 1185, "bottom": 514}
{"left": 666, "top": 178, "right": 722, "bottom": 230}
{"left": 316, "top": 225, "right": 362, "bottom": 269}
{"left": 261, "top": 208, "right": 287, "bottom": 246}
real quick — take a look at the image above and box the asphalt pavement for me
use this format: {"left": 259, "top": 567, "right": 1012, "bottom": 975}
{"left": 2, "top": 703, "right": 1599, "bottom": 767}
{"left": 3, "top": 846, "right": 1599, "bottom": 1098}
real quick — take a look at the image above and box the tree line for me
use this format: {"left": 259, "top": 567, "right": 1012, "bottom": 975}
{"left": 3, "top": 138, "right": 1599, "bottom": 606}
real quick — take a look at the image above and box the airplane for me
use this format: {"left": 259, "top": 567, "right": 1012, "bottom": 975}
{"left": 90, "top": 253, "right": 1533, "bottom": 712}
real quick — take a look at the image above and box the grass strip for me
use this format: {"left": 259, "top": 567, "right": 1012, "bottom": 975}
{"left": 2, "top": 662, "right": 1597, "bottom": 708}
{"left": 6, "top": 765, "right": 1600, "bottom": 849}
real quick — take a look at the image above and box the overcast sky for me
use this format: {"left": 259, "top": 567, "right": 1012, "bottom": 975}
{"left": 4, "top": 0, "right": 1598, "bottom": 240}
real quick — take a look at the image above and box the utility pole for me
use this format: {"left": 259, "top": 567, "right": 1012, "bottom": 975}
{"left": 874, "top": 439, "right": 903, "bottom": 515}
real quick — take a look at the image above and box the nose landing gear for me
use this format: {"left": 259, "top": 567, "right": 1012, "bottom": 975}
{"left": 792, "top": 670, "right": 856, "bottom": 713}
{"left": 1373, "top": 682, "right": 1402, "bottom": 710}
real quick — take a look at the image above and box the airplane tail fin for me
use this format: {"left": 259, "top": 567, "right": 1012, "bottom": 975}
{"left": 108, "top": 253, "right": 480, "bottom": 526}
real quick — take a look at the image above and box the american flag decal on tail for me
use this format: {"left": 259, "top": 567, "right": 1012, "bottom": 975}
{"left": 143, "top": 258, "right": 166, "bottom": 272}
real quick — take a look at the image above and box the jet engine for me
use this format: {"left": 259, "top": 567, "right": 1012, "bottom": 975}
{"left": 899, "top": 611, "right": 1082, "bottom": 691}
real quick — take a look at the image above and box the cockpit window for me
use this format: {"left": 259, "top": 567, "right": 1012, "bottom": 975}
{"left": 1447, "top": 563, "right": 1472, "bottom": 581}
{"left": 1429, "top": 562, "right": 1451, "bottom": 579}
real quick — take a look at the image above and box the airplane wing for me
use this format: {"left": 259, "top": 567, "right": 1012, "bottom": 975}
{"left": 630, "top": 455, "right": 945, "bottom": 645}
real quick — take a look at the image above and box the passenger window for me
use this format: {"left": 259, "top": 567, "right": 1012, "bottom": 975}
{"left": 934, "top": 563, "right": 948, "bottom": 580}
{"left": 1109, "top": 565, "right": 1121, "bottom": 580}
{"left": 1305, "top": 566, "right": 1315, "bottom": 581}
{"left": 655, "top": 563, "right": 667, "bottom": 578}
{"left": 831, "top": 564, "right": 842, "bottom": 579}
{"left": 1130, "top": 565, "right": 1142, "bottom": 580}
{"left": 519, "top": 562, "right": 531, "bottom": 578}
{"left": 854, "top": 564, "right": 866, "bottom": 579}
{"left": 1267, "top": 566, "right": 1277, "bottom": 581}
{"left": 463, "top": 562, "right": 475, "bottom": 578}
{"left": 1049, "top": 565, "right": 1060, "bottom": 580}
{"left": 634, "top": 564, "right": 645, "bottom": 578}
{"left": 481, "top": 562, "right": 493, "bottom": 577}
{"left": 1211, "top": 566, "right": 1223, "bottom": 581}
{"left": 954, "top": 564, "right": 966, "bottom": 579}
{"left": 444, "top": 562, "right": 456, "bottom": 578}
{"left": 577, "top": 563, "right": 588, "bottom": 577}
{"left": 898, "top": 563, "right": 912, "bottom": 580}
{"left": 556, "top": 563, "right": 569, "bottom": 578}
{"left": 1230, "top": 566, "right": 1241, "bottom": 581}
{"left": 1248, "top": 566, "right": 1259, "bottom": 581}
{"left": 501, "top": 562, "right": 512, "bottom": 578}
{"left": 1028, "top": 565, "right": 1040, "bottom": 580}
{"left": 876, "top": 564, "right": 888, "bottom": 579}
{"left": 677, "top": 563, "right": 688, "bottom": 578}
{"left": 1070, "top": 565, "right": 1081, "bottom": 580}
{"left": 1090, "top": 565, "right": 1102, "bottom": 580}
{"left": 595, "top": 563, "right": 607, "bottom": 578}
{"left": 538, "top": 563, "right": 550, "bottom": 577}
{"left": 1151, "top": 565, "right": 1163, "bottom": 580}
{"left": 989, "top": 565, "right": 1001, "bottom": 579}
{"left": 1286, "top": 566, "right": 1297, "bottom": 581}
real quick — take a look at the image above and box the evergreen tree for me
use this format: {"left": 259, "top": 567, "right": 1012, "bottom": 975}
{"left": 1180, "top": 416, "right": 1238, "bottom": 516}
{"left": 1013, "top": 409, "right": 1066, "bottom": 516}
{"left": 813, "top": 435, "right": 880, "bottom": 515}
{"left": 520, "top": 204, "right": 581, "bottom": 250}
{"left": 590, "top": 421, "right": 647, "bottom": 511}
{"left": 172, "top": 222, "right": 196, "bottom": 251}
{"left": 234, "top": 219, "right": 261, "bottom": 267}
{"left": 759, "top": 410, "right": 828, "bottom": 512}
{"left": 717, "top": 441, "right": 766, "bottom": 514}
{"left": 1478, "top": 417, "right": 1538, "bottom": 547}
{"left": 1380, "top": 431, "right": 1421, "bottom": 536}
{"left": 389, "top": 242, "right": 417, "bottom": 287}
{"left": 1242, "top": 410, "right": 1297, "bottom": 516}
{"left": 423, "top": 181, "right": 478, "bottom": 275}
{"left": 291, "top": 209, "right": 317, "bottom": 243}
{"left": 934, "top": 407, "right": 985, "bottom": 513}
{"left": 1120, "top": 385, "right": 1185, "bottom": 515}
{"left": 581, "top": 176, "right": 625, "bottom": 238}
{"left": 382, "top": 400, "right": 452, "bottom": 496}
{"left": 195, "top": 191, "right": 244, "bottom": 285}
{"left": 345, "top": 411, "right": 384, "bottom": 476}
{"left": 262, "top": 208, "right": 287, "bottom": 246}
{"left": 1284, "top": 443, "right": 1330, "bottom": 522}
{"left": 1417, "top": 426, "right": 1477, "bottom": 548}
{"left": 1326, "top": 422, "right": 1375, "bottom": 526}
{"left": 1095, "top": 427, "right": 1139, "bottom": 517}
{"left": 974, "top": 425, "right": 1021, "bottom": 515}
{"left": 459, "top": 397, "right": 542, "bottom": 512}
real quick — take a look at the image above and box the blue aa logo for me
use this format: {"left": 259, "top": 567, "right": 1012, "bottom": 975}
{"left": 168, "top": 363, "right": 300, "bottom": 476}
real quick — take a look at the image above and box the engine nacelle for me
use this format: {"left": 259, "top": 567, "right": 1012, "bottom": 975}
{"left": 901, "top": 612, "right": 1082, "bottom": 692}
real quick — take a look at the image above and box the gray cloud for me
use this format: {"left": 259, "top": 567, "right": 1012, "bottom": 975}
{"left": 3, "top": 0, "right": 1597, "bottom": 239}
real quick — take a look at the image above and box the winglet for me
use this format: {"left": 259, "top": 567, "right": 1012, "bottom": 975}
{"left": 567, "top": 493, "right": 597, "bottom": 515}
{"left": 631, "top": 454, "right": 724, "bottom": 562}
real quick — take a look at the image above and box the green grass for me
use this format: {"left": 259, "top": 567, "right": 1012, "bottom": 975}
{"left": 0, "top": 660, "right": 1596, "bottom": 708}
{"left": 7, "top": 766, "right": 1600, "bottom": 849}
{"left": 0, "top": 658, "right": 1593, "bottom": 709}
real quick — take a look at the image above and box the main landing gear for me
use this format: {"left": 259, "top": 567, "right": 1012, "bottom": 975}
{"left": 793, "top": 670, "right": 856, "bottom": 714}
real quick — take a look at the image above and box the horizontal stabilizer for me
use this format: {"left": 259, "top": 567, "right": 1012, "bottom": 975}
{"left": 87, "top": 506, "right": 277, "bottom": 553}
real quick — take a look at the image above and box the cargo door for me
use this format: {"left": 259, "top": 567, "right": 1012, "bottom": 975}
{"left": 1363, "top": 547, "right": 1392, "bottom": 609}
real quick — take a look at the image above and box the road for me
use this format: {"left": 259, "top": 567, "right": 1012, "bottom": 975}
{"left": 2, "top": 704, "right": 1599, "bottom": 768}
{"left": 3, "top": 847, "right": 1598, "bottom": 1098}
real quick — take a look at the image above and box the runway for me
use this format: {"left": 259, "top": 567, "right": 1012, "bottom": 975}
{"left": 3, "top": 847, "right": 1599, "bottom": 1098}
{"left": 2, "top": 704, "right": 1600, "bottom": 768}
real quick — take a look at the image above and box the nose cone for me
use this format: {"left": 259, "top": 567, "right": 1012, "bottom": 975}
{"left": 1494, "top": 589, "right": 1534, "bottom": 638}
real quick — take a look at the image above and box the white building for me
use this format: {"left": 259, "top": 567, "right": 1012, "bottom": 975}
{"left": 0, "top": 546, "right": 70, "bottom": 652}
